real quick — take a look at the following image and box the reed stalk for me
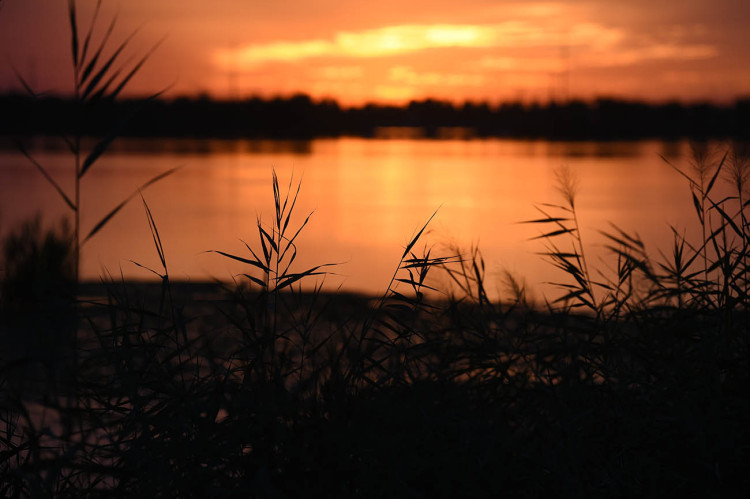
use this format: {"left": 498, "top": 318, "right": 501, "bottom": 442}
{"left": 17, "top": 0, "right": 173, "bottom": 289}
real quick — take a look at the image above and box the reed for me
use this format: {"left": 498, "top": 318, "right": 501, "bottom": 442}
{"left": 15, "top": 0, "right": 173, "bottom": 285}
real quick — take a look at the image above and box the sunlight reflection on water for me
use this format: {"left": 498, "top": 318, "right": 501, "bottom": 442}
{"left": 0, "top": 137, "right": 731, "bottom": 300}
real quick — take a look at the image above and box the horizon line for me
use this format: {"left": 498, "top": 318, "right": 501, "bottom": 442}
{"left": 2, "top": 90, "right": 748, "bottom": 110}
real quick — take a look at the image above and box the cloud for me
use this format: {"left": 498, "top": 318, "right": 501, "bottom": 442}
{"left": 478, "top": 42, "right": 717, "bottom": 73}
{"left": 337, "top": 25, "right": 494, "bottom": 56}
{"left": 478, "top": 57, "right": 564, "bottom": 72}
{"left": 581, "top": 43, "right": 718, "bottom": 67}
{"left": 316, "top": 66, "right": 365, "bottom": 80}
{"left": 213, "top": 22, "right": 624, "bottom": 68}
{"left": 389, "top": 66, "right": 484, "bottom": 87}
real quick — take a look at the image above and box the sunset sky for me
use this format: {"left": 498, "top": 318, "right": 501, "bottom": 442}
{"left": 1, "top": 0, "right": 749, "bottom": 105}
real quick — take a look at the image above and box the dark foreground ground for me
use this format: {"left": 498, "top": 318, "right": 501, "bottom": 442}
{"left": 2, "top": 278, "right": 749, "bottom": 498}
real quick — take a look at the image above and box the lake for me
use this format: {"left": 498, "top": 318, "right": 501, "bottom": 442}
{"left": 0, "top": 137, "right": 730, "bottom": 300}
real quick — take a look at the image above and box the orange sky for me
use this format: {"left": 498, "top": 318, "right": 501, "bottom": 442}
{"left": 1, "top": 0, "right": 749, "bottom": 105}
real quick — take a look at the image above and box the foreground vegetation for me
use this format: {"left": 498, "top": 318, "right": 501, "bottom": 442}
{"left": 1, "top": 144, "right": 749, "bottom": 497}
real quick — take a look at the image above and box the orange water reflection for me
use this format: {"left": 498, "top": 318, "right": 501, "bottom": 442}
{"left": 0, "top": 138, "right": 728, "bottom": 300}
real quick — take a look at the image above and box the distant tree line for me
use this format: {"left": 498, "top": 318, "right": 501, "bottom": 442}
{"left": 2, "top": 93, "right": 750, "bottom": 140}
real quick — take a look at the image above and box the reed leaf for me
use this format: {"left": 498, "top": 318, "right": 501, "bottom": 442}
{"left": 536, "top": 251, "right": 580, "bottom": 258}
{"left": 82, "top": 167, "right": 179, "bottom": 244}
{"left": 692, "top": 191, "right": 704, "bottom": 224}
{"left": 68, "top": 0, "right": 79, "bottom": 70}
{"left": 601, "top": 223, "right": 645, "bottom": 250}
{"left": 661, "top": 154, "right": 700, "bottom": 190}
{"left": 208, "top": 251, "right": 268, "bottom": 272}
{"left": 83, "top": 199, "right": 129, "bottom": 245}
{"left": 272, "top": 170, "right": 282, "bottom": 227}
{"left": 276, "top": 264, "right": 335, "bottom": 291}
{"left": 88, "top": 66, "right": 124, "bottom": 103}
{"left": 10, "top": 64, "right": 38, "bottom": 98}
{"left": 239, "top": 273, "right": 267, "bottom": 289}
{"left": 708, "top": 199, "right": 743, "bottom": 237}
{"left": 394, "top": 278, "right": 439, "bottom": 293}
{"left": 80, "top": 29, "right": 138, "bottom": 101}
{"left": 256, "top": 221, "right": 273, "bottom": 264}
{"left": 279, "top": 211, "right": 313, "bottom": 262}
{"left": 279, "top": 244, "right": 298, "bottom": 278}
{"left": 78, "top": 14, "right": 118, "bottom": 90}
{"left": 17, "top": 145, "right": 75, "bottom": 211}
{"left": 108, "top": 36, "right": 166, "bottom": 101}
{"left": 79, "top": 97, "right": 166, "bottom": 178}
{"left": 78, "top": 0, "right": 103, "bottom": 72}
{"left": 281, "top": 177, "right": 302, "bottom": 236}
{"left": 538, "top": 202, "right": 574, "bottom": 212}
{"left": 242, "top": 240, "right": 267, "bottom": 270}
{"left": 530, "top": 228, "right": 576, "bottom": 240}
{"left": 141, "top": 195, "right": 166, "bottom": 271}
{"left": 521, "top": 217, "right": 570, "bottom": 224}
{"left": 402, "top": 210, "right": 437, "bottom": 259}
{"left": 704, "top": 151, "right": 727, "bottom": 198}
{"left": 128, "top": 259, "right": 163, "bottom": 278}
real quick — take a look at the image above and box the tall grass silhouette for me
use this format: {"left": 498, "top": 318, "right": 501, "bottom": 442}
{"left": 14, "top": 0, "right": 173, "bottom": 283}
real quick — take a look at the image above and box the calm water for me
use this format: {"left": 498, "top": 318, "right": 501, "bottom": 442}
{"left": 0, "top": 137, "right": 726, "bottom": 299}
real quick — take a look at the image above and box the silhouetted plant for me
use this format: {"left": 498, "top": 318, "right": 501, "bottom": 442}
{"left": 348, "top": 213, "right": 458, "bottom": 389}
{"left": 16, "top": 0, "right": 173, "bottom": 284}
{"left": 1, "top": 216, "right": 75, "bottom": 314}
{"left": 522, "top": 165, "right": 602, "bottom": 316}
{"left": 0, "top": 216, "right": 76, "bottom": 373}
{"left": 210, "top": 171, "right": 337, "bottom": 389}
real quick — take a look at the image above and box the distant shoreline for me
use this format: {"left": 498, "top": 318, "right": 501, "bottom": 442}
{"left": 2, "top": 93, "right": 749, "bottom": 141}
